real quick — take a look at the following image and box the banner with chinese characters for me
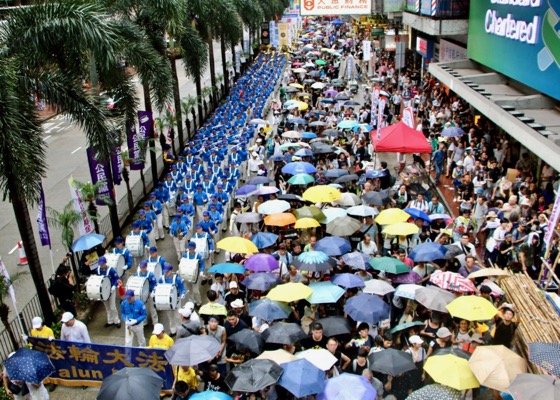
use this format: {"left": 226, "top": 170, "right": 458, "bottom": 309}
{"left": 28, "top": 338, "right": 175, "bottom": 391}
{"left": 86, "top": 147, "right": 114, "bottom": 206}
{"left": 68, "top": 176, "right": 94, "bottom": 235}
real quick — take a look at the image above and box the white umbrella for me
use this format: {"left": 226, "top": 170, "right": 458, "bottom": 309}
{"left": 282, "top": 130, "right": 302, "bottom": 139}
{"left": 295, "top": 349, "right": 338, "bottom": 371}
{"left": 363, "top": 279, "right": 396, "bottom": 296}
{"left": 319, "top": 208, "right": 347, "bottom": 224}
{"left": 346, "top": 205, "right": 379, "bottom": 217}
{"left": 326, "top": 216, "right": 361, "bottom": 236}
{"left": 333, "top": 192, "right": 362, "bottom": 207}
{"left": 394, "top": 284, "right": 423, "bottom": 300}
{"left": 258, "top": 200, "right": 291, "bottom": 215}
{"left": 311, "top": 82, "right": 326, "bottom": 90}
{"left": 250, "top": 118, "right": 268, "bottom": 125}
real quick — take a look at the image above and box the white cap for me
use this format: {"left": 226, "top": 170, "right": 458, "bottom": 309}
{"left": 230, "top": 281, "right": 238, "bottom": 289}
{"left": 409, "top": 335, "right": 424, "bottom": 345}
{"left": 61, "top": 312, "right": 74, "bottom": 323}
{"left": 179, "top": 308, "right": 192, "bottom": 318}
{"left": 231, "top": 299, "right": 244, "bottom": 308}
{"left": 152, "top": 323, "right": 165, "bottom": 335}
{"left": 252, "top": 151, "right": 258, "bottom": 157}
{"left": 32, "top": 316, "right": 43, "bottom": 329}
{"left": 185, "top": 301, "right": 195, "bottom": 311}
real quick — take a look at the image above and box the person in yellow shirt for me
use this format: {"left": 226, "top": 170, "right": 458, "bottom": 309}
{"left": 174, "top": 365, "right": 199, "bottom": 392}
{"left": 148, "top": 323, "right": 174, "bottom": 350}
{"left": 30, "top": 317, "right": 55, "bottom": 340}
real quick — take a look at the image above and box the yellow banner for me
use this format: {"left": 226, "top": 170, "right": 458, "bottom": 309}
{"left": 278, "top": 23, "right": 289, "bottom": 47}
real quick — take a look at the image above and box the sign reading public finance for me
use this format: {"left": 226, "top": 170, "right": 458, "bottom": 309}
{"left": 467, "top": 0, "right": 560, "bottom": 100}
{"left": 300, "top": 0, "right": 372, "bottom": 15}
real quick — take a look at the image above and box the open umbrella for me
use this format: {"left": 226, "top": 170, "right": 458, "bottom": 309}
{"left": 296, "top": 348, "right": 338, "bottom": 371}
{"left": 394, "top": 284, "right": 423, "bottom": 300}
{"left": 71, "top": 233, "right": 105, "bottom": 252}
{"left": 262, "top": 322, "right": 307, "bottom": 345}
{"left": 294, "top": 205, "right": 325, "bottom": 220}
{"left": 346, "top": 205, "right": 379, "bottom": 217}
{"left": 242, "top": 273, "right": 283, "bottom": 291}
{"left": 382, "top": 222, "right": 419, "bottom": 236}
{"left": 249, "top": 298, "right": 291, "bottom": 317}
{"left": 369, "top": 348, "right": 417, "bottom": 376}
{"left": 199, "top": 302, "right": 228, "bottom": 316}
{"left": 250, "top": 232, "right": 279, "bottom": 249}
{"left": 256, "top": 186, "right": 279, "bottom": 196}
{"left": 317, "top": 373, "right": 376, "bottom": 400}
{"left": 446, "top": 296, "right": 498, "bottom": 321}
{"left": 190, "top": 391, "right": 232, "bottom": 400}
{"left": 429, "top": 213, "right": 452, "bottom": 221}
{"left": 264, "top": 213, "right": 296, "bottom": 227}
{"left": 406, "top": 384, "right": 462, "bottom": 400}
{"left": 229, "top": 329, "right": 265, "bottom": 354}
{"left": 225, "top": 359, "right": 283, "bottom": 393}
{"left": 389, "top": 271, "right": 423, "bottom": 284}
{"left": 288, "top": 173, "right": 315, "bottom": 185}
{"left": 507, "top": 374, "right": 560, "bottom": 400}
{"left": 369, "top": 257, "right": 409, "bottom": 274}
{"left": 331, "top": 273, "right": 365, "bottom": 289}
{"left": 362, "top": 191, "right": 391, "bottom": 206}
{"left": 295, "top": 217, "right": 321, "bottom": 229}
{"left": 441, "top": 126, "right": 465, "bottom": 137}
{"left": 303, "top": 185, "right": 341, "bottom": 203}
{"left": 293, "top": 250, "right": 337, "bottom": 272}
{"left": 3, "top": 348, "right": 55, "bottom": 385}
{"left": 278, "top": 359, "right": 325, "bottom": 397}
{"left": 344, "top": 294, "right": 390, "bottom": 324}
{"left": 327, "top": 216, "right": 361, "bottom": 236}
{"left": 278, "top": 194, "right": 304, "bottom": 202}
{"left": 467, "top": 268, "right": 511, "bottom": 279}
{"left": 341, "top": 252, "right": 370, "bottom": 271}
{"left": 247, "top": 176, "right": 274, "bottom": 185}
{"left": 301, "top": 131, "right": 318, "bottom": 139}
{"left": 442, "top": 245, "right": 464, "bottom": 259}
{"left": 389, "top": 321, "right": 426, "bottom": 334}
{"left": 415, "top": 286, "right": 456, "bottom": 313}
{"left": 432, "top": 347, "right": 472, "bottom": 360}
{"left": 314, "top": 316, "right": 352, "bottom": 336}
{"left": 363, "top": 279, "right": 396, "bottom": 296}
{"left": 337, "top": 120, "right": 358, "bottom": 129}
{"left": 282, "top": 161, "right": 317, "bottom": 175}
{"left": 315, "top": 236, "right": 351, "bottom": 256}
{"left": 468, "top": 345, "right": 527, "bottom": 391}
{"left": 324, "top": 169, "right": 348, "bottom": 179}
{"left": 97, "top": 367, "right": 163, "bottom": 400}
{"left": 430, "top": 271, "right": 476, "bottom": 293}
{"left": 375, "top": 209, "right": 410, "bottom": 225}
{"left": 217, "top": 237, "right": 258, "bottom": 254}
{"left": 165, "top": 336, "right": 221, "bottom": 366}
{"left": 235, "top": 184, "right": 259, "bottom": 198}
{"left": 424, "top": 355, "right": 479, "bottom": 391}
{"left": 235, "top": 212, "right": 262, "bottom": 223}
{"left": 208, "top": 263, "right": 246, "bottom": 274}
{"left": 267, "top": 282, "right": 313, "bottom": 303}
{"left": 403, "top": 207, "right": 430, "bottom": 221}
{"left": 334, "top": 174, "right": 359, "bottom": 184}
{"left": 333, "top": 192, "right": 362, "bottom": 207}
{"left": 527, "top": 342, "right": 560, "bottom": 379}
{"left": 249, "top": 297, "right": 289, "bottom": 320}
{"left": 408, "top": 243, "right": 449, "bottom": 262}
{"left": 245, "top": 253, "right": 279, "bottom": 272}
{"left": 257, "top": 349, "right": 298, "bottom": 365}
{"left": 258, "top": 199, "right": 291, "bottom": 215}
{"left": 318, "top": 208, "right": 348, "bottom": 224}
{"left": 307, "top": 281, "right": 345, "bottom": 304}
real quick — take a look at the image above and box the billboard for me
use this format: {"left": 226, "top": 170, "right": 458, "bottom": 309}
{"left": 300, "top": 0, "right": 372, "bottom": 15}
{"left": 468, "top": 0, "right": 560, "bottom": 101}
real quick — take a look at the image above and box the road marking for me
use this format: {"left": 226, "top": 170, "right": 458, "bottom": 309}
{"left": 43, "top": 135, "right": 51, "bottom": 141}
{"left": 8, "top": 245, "right": 18, "bottom": 255}
{"left": 71, "top": 146, "right": 82, "bottom": 154}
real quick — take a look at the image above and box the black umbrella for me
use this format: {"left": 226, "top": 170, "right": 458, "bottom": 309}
{"left": 344, "top": 100, "right": 361, "bottom": 106}
{"left": 334, "top": 94, "right": 350, "bottom": 101}
{"left": 312, "top": 145, "right": 337, "bottom": 154}
{"left": 229, "top": 329, "right": 265, "bottom": 354}
{"left": 362, "top": 191, "right": 390, "bottom": 206}
{"left": 278, "top": 194, "right": 304, "bottom": 202}
{"left": 368, "top": 349, "right": 417, "bottom": 376}
{"left": 307, "top": 71, "right": 320, "bottom": 77}
{"left": 408, "top": 183, "right": 428, "bottom": 196}
{"left": 442, "top": 245, "right": 464, "bottom": 259}
{"left": 432, "top": 347, "right": 472, "bottom": 360}
{"left": 97, "top": 367, "right": 163, "bottom": 400}
{"left": 309, "top": 110, "right": 327, "bottom": 116}
{"left": 225, "top": 359, "right": 283, "bottom": 393}
{"left": 314, "top": 316, "right": 352, "bottom": 336}
{"left": 164, "top": 336, "right": 222, "bottom": 366}
{"left": 334, "top": 174, "right": 359, "bottom": 184}
{"left": 262, "top": 322, "right": 307, "bottom": 345}
{"left": 323, "top": 129, "right": 341, "bottom": 137}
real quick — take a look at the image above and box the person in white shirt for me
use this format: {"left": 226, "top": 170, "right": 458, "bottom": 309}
{"left": 357, "top": 234, "right": 378, "bottom": 256}
{"left": 246, "top": 151, "right": 261, "bottom": 177}
{"left": 463, "top": 148, "right": 475, "bottom": 173}
{"left": 408, "top": 194, "right": 429, "bottom": 213}
{"left": 60, "top": 312, "right": 91, "bottom": 343}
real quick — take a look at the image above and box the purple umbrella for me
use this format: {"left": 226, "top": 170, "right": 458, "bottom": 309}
{"left": 441, "top": 126, "right": 465, "bottom": 137}
{"left": 315, "top": 237, "right": 352, "bottom": 256}
{"left": 323, "top": 89, "right": 338, "bottom": 97}
{"left": 317, "top": 373, "right": 376, "bottom": 400}
{"left": 388, "top": 271, "right": 422, "bottom": 284}
{"left": 331, "top": 273, "right": 365, "bottom": 289}
{"left": 245, "top": 253, "right": 279, "bottom": 272}
{"left": 235, "top": 184, "right": 258, "bottom": 197}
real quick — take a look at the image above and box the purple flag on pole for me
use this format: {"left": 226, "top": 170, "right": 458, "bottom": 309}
{"left": 138, "top": 111, "right": 153, "bottom": 141}
{"left": 127, "top": 124, "right": 144, "bottom": 171}
{"left": 111, "top": 145, "right": 123, "bottom": 186}
{"left": 36, "top": 182, "right": 51, "bottom": 248}
{"left": 86, "top": 147, "right": 114, "bottom": 206}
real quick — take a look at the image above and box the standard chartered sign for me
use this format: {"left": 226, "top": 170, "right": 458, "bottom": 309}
{"left": 468, "top": 0, "right": 560, "bottom": 100}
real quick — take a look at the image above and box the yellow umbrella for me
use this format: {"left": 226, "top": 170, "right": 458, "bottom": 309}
{"left": 468, "top": 345, "right": 527, "bottom": 391}
{"left": 199, "top": 302, "right": 228, "bottom": 316}
{"left": 302, "top": 185, "right": 341, "bottom": 203}
{"left": 424, "top": 355, "right": 480, "bottom": 391}
{"left": 289, "top": 83, "right": 304, "bottom": 89}
{"left": 296, "top": 101, "right": 309, "bottom": 111}
{"left": 267, "top": 282, "right": 313, "bottom": 303}
{"left": 293, "top": 68, "right": 308, "bottom": 73}
{"left": 295, "top": 217, "right": 320, "bottom": 229}
{"left": 382, "top": 222, "right": 419, "bottom": 236}
{"left": 256, "top": 349, "right": 298, "bottom": 364}
{"left": 467, "top": 268, "right": 510, "bottom": 279}
{"left": 216, "top": 237, "right": 258, "bottom": 254}
{"left": 446, "top": 296, "right": 498, "bottom": 321}
{"left": 264, "top": 213, "right": 297, "bottom": 227}
{"left": 375, "top": 208, "right": 410, "bottom": 225}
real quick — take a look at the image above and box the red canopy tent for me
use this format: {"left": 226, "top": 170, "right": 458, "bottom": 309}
{"left": 370, "top": 121, "right": 432, "bottom": 153}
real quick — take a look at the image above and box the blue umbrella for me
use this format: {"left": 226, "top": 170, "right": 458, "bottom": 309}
{"left": 208, "top": 263, "right": 246, "bottom": 274}
{"left": 281, "top": 161, "right": 317, "bottom": 175}
{"left": 249, "top": 296, "right": 289, "bottom": 320}
{"left": 331, "top": 272, "right": 366, "bottom": 288}
{"left": 341, "top": 251, "right": 371, "bottom": 270}
{"left": 441, "top": 126, "right": 465, "bottom": 137}
{"left": 293, "top": 251, "right": 337, "bottom": 273}
{"left": 3, "top": 348, "right": 55, "bottom": 384}
{"left": 190, "top": 391, "right": 232, "bottom": 400}
{"left": 308, "top": 282, "right": 345, "bottom": 304}
{"left": 317, "top": 373, "right": 376, "bottom": 400}
{"left": 235, "top": 184, "right": 258, "bottom": 197}
{"left": 403, "top": 207, "right": 430, "bottom": 221}
{"left": 325, "top": 169, "right": 349, "bottom": 179}
{"left": 278, "top": 359, "right": 325, "bottom": 397}
{"left": 249, "top": 298, "right": 292, "bottom": 317}
{"left": 247, "top": 176, "right": 273, "bottom": 185}
{"left": 242, "top": 273, "right": 283, "bottom": 291}
{"left": 294, "top": 148, "right": 314, "bottom": 157}
{"left": 71, "top": 233, "right": 105, "bottom": 252}
{"left": 320, "top": 98, "right": 335, "bottom": 104}
{"left": 269, "top": 154, "right": 286, "bottom": 162}
{"left": 343, "top": 294, "right": 390, "bottom": 324}
{"left": 301, "top": 131, "right": 318, "bottom": 139}
{"left": 408, "top": 242, "right": 449, "bottom": 262}
{"left": 337, "top": 120, "right": 359, "bottom": 129}
{"left": 331, "top": 19, "right": 344, "bottom": 25}
{"left": 315, "top": 236, "right": 352, "bottom": 256}
{"left": 365, "top": 170, "right": 386, "bottom": 179}
{"left": 292, "top": 118, "right": 308, "bottom": 125}
{"left": 250, "top": 232, "right": 279, "bottom": 249}
{"left": 528, "top": 342, "right": 560, "bottom": 379}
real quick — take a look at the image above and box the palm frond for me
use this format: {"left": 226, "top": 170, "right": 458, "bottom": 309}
{"left": 180, "top": 21, "right": 208, "bottom": 81}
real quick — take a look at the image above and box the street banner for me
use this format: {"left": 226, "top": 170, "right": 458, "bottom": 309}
{"left": 68, "top": 176, "right": 94, "bottom": 236}
{"left": 363, "top": 40, "right": 371, "bottom": 61}
{"left": 0, "top": 258, "right": 17, "bottom": 306}
{"left": 544, "top": 194, "right": 560, "bottom": 249}
{"left": 278, "top": 23, "right": 289, "bottom": 47}
{"left": 402, "top": 106, "right": 415, "bottom": 128}
{"left": 110, "top": 145, "right": 123, "bottom": 186}
{"left": 261, "top": 22, "right": 270, "bottom": 45}
{"left": 377, "top": 97, "right": 386, "bottom": 141}
{"left": 127, "top": 124, "right": 144, "bottom": 171}
{"left": 28, "top": 337, "right": 174, "bottom": 391}
{"left": 37, "top": 182, "right": 51, "bottom": 248}
{"left": 301, "top": 0, "right": 372, "bottom": 15}
{"left": 86, "top": 147, "right": 114, "bottom": 206}
{"left": 138, "top": 111, "right": 153, "bottom": 142}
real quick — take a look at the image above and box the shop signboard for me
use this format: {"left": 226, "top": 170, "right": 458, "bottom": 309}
{"left": 384, "top": 0, "right": 404, "bottom": 12}
{"left": 416, "top": 36, "right": 434, "bottom": 59}
{"left": 300, "top": 0, "right": 372, "bottom": 15}
{"left": 439, "top": 39, "right": 467, "bottom": 62}
{"left": 468, "top": 0, "right": 560, "bottom": 101}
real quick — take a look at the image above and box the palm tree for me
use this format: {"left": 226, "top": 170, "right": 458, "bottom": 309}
{"left": 73, "top": 180, "right": 114, "bottom": 234}
{"left": 163, "top": 108, "right": 177, "bottom": 157}
{"left": 47, "top": 201, "right": 82, "bottom": 253}
{"left": 215, "top": 0, "right": 243, "bottom": 97}
{"left": 233, "top": 0, "right": 263, "bottom": 69}
{"left": 181, "top": 95, "right": 198, "bottom": 138}
{"left": 0, "top": 269, "right": 29, "bottom": 351}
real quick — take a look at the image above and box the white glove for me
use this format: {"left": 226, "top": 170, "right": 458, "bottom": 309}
{"left": 180, "top": 294, "right": 186, "bottom": 300}
{"left": 48, "top": 336, "right": 54, "bottom": 342}
{"left": 21, "top": 334, "right": 28, "bottom": 342}
{"left": 129, "top": 319, "right": 137, "bottom": 326}
{"left": 111, "top": 286, "right": 116, "bottom": 293}
{"left": 125, "top": 320, "right": 133, "bottom": 327}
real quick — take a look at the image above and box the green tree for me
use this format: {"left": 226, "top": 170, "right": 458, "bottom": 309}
{"left": 73, "top": 180, "right": 114, "bottom": 234}
{"left": 0, "top": 267, "right": 29, "bottom": 351}
{"left": 181, "top": 95, "right": 198, "bottom": 138}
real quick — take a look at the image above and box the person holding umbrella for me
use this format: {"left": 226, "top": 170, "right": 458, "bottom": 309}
{"left": 120, "top": 289, "right": 147, "bottom": 347}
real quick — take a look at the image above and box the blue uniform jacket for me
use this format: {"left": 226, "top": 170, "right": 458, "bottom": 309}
{"left": 120, "top": 298, "right": 147, "bottom": 324}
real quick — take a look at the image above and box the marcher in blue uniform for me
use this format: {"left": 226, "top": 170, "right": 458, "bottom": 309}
{"left": 134, "top": 261, "right": 158, "bottom": 325}
{"left": 181, "top": 242, "right": 205, "bottom": 307}
{"left": 150, "top": 192, "right": 165, "bottom": 240}
{"left": 120, "top": 289, "right": 147, "bottom": 347}
{"left": 126, "top": 221, "right": 150, "bottom": 269}
{"left": 96, "top": 256, "right": 121, "bottom": 328}
{"left": 156, "top": 263, "right": 187, "bottom": 336}
{"left": 112, "top": 236, "right": 133, "bottom": 272}
{"left": 170, "top": 215, "right": 189, "bottom": 261}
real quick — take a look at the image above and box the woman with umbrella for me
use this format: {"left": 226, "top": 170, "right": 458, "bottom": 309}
{"left": 404, "top": 335, "right": 427, "bottom": 394}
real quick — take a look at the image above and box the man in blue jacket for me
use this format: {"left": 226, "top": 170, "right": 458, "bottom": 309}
{"left": 120, "top": 289, "right": 147, "bottom": 347}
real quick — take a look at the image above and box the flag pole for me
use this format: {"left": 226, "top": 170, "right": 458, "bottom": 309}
{"left": 0, "top": 257, "right": 26, "bottom": 337}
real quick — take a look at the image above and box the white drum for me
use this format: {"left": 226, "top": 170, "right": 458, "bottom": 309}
{"left": 191, "top": 237, "right": 209, "bottom": 260}
{"left": 147, "top": 262, "right": 162, "bottom": 281}
{"left": 152, "top": 284, "right": 179, "bottom": 311}
{"left": 126, "top": 276, "right": 150, "bottom": 302}
{"left": 106, "top": 253, "right": 125, "bottom": 278}
{"left": 126, "top": 235, "right": 144, "bottom": 258}
{"left": 179, "top": 258, "right": 199, "bottom": 283}
{"left": 86, "top": 275, "right": 111, "bottom": 302}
